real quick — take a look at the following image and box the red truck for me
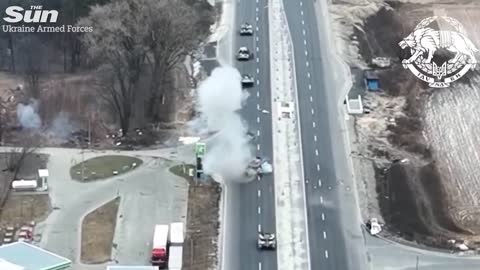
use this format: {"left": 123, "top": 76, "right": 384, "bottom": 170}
{"left": 151, "top": 224, "right": 169, "bottom": 268}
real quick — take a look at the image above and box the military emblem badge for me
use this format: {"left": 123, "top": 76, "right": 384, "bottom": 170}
{"left": 399, "top": 16, "right": 478, "bottom": 88}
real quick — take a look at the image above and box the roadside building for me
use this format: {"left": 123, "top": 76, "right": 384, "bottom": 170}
{"left": 0, "top": 242, "right": 71, "bottom": 270}
{"left": 364, "top": 70, "right": 380, "bottom": 91}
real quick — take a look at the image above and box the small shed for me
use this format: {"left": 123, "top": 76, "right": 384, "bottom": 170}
{"left": 364, "top": 70, "right": 379, "bottom": 91}
{"left": 0, "top": 242, "right": 71, "bottom": 270}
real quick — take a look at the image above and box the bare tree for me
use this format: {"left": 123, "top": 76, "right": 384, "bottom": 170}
{"left": 18, "top": 35, "right": 47, "bottom": 99}
{"left": 5, "top": 136, "right": 39, "bottom": 179}
{"left": 143, "top": 0, "right": 202, "bottom": 121}
{"left": 79, "top": 0, "right": 148, "bottom": 135}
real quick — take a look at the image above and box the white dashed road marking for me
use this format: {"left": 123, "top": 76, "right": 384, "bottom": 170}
{"left": 322, "top": 213, "right": 325, "bottom": 221}
{"left": 257, "top": 144, "right": 260, "bottom": 151}
{"left": 258, "top": 207, "right": 261, "bottom": 214}
{"left": 307, "top": 72, "right": 310, "bottom": 78}
{"left": 257, "top": 68, "right": 260, "bottom": 74}
{"left": 256, "top": 57, "right": 260, "bottom": 63}
{"left": 315, "top": 149, "right": 318, "bottom": 156}
{"left": 310, "top": 96, "right": 313, "bottom": 102}
{"left": 304, "top": 40, "right": 307, "bottom": 45}
{"left": 301, "top": 10, "right": 304, "bottom": 16}
{"left": 316, "top": 164, "right": 320, "bottom": 171}
{"left": 302, "top": 20, "right": 305, "bottom": 25}
{"left": 323, "top": 231, "right": 327, "bottom": 239}
{"left": 320, "top": 196, "right": 323, "bottom": 203}
{"left": 314, "top": 135, "right": 317, "bottom": 142}
{"left": 311, "top": 108, "right": 314, "bottom": 115}
{"left": 257, "top": 117, "right": 260, "bottom": 123}
{"left": 256, "top": 80, "right": 260, "bottom": 85}
{"left": 257, "top": 104, "right": 260, "bottom": 110}
{"left": 306, "top": 61, "right": 309, "bottom": 67}
{"left": 256, "top": 47, "right": 259, "bottom": 52}
{"left": 313, "top": 121, "right": 316, "bottom": 128}
{"left": 258, "top": 224, "right": 261, "bottom": 232}
{"left": 257, "top": 91, "right": 260, "bottom": 97}
{"left": 305, "top": 50, "right": 308, "bottom": 56}
{"left": 259, "top": 262, "right": 262, "bottom": 270}
{"left": 308, "top": 84, "right": 312, "bottom": 90}
{"left": 318, "top": 179, "right": 322, "bottom": 187}
{"left": 257, "top": 130, "right": 260, "bottom": 136}
{"left": 258, "top": 190, "right": 261, "bottom": 197}
{"left": 325, "top": 250, "right": 329, "bottom": 259}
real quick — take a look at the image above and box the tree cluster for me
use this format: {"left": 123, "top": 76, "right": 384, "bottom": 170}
{"left": 80, "top": 0, "right": 211, "bottom": 134}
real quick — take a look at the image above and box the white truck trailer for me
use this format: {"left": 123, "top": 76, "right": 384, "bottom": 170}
{"left": 168, "top": 222, "right": 184, "bottom": 270}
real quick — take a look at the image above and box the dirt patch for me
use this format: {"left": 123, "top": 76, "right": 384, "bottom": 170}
{"left": 0, "top": 194, "right": 51, "bottom": 228}
{"left": 70, "top": 155, "right": 142, "bottom": 181}
{"left": 337, "top": 0, "right": 480, "bottom": 250}
{"left": 81, "top": 196, "right": 120, "bottom": 264}
{"left": 173, "top": 166, "right": 220, "bottom": 270}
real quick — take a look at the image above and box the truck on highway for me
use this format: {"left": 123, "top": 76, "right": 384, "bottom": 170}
{"left": 168, "top": 222, "right": 184, "bottom": 270}
{"left": 151, "top": 224, "right": 169, "bottom": 268}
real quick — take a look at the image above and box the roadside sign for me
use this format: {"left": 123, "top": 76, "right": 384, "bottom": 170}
{"left": 195, "top": 143, "right": 206, "bottom": 156}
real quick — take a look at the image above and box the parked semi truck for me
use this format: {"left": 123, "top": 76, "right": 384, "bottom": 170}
{"left": 168, "top": 222, "right": 184, "bottom": 270}
{"left": 151, "top": 224, "right": 169, "bottom": 268}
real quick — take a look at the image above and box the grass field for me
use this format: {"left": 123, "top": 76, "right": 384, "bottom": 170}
{"left": 70, "top": 155, "right": 142, "bottom": 181}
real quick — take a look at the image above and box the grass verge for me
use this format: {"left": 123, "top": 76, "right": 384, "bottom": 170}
{"left": 70, "top": 155, "right": 142, "bottom": 181}
{"left": 81, "top": 197, "right": 120, "bottom": 264}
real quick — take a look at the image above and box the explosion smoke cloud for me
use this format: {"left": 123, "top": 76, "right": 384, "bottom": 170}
{"left": 17, "top": 99, "right": 42, "bottom": 129}
{"left": 192, "top": 66, "right": 253, "bottom": 182}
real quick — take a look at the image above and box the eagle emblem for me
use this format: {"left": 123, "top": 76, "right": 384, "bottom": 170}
{"left": 399, "top": 16, "right": 478, "bottom": 88}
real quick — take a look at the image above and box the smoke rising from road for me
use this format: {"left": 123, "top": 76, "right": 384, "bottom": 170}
{"left": 17, "top": 99, "right": 42, "bottom": 129}
{"left": 192, "top": 66, "right": 253, "bottom": 182}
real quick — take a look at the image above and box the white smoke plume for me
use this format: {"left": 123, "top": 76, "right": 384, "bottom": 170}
{"left": 17, "top": 99, "right": 42, "bottom": 129}
{"left": 48, "top": 112, "right": 77, "bottom": 139}
{"left": 192, "top": 66, "right": 253, "bottom": 182}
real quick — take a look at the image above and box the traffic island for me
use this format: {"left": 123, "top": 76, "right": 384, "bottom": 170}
{"left": 70, "top": 155, "right": 142, "bottom": 181}
{"left": 80, "top": 197, "right": 120, "bottom": 264}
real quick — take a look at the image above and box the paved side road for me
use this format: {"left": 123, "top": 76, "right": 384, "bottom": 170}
{"left": 28, "top": 147, "right": 189, "bottom": 268}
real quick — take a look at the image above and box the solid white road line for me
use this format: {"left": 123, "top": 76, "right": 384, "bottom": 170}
{"left": 322, "top": 213, "right": 325, "bottom": 221}
{"left": 325, "top": 250, "right": 329, "bottom": 259}
{"left": 323, "top": 231, "right": 327, "bottom": 239}
{"left": 258, "top": 190, "right": 261, "bottom": 197}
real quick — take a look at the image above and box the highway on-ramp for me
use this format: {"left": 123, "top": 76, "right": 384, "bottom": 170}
{"left": 282, "top": 0, "right": 369, "bottom": 270}
{"left": 227, "top": 0, "right": 278, "bottom": 270}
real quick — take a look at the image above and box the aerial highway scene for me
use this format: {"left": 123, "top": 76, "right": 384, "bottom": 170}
{"left": 1, "top": 0, "right": 480, "bottom": 270}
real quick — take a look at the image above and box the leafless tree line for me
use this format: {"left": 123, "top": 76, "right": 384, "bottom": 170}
{"left": 80, "top": 0, "right": 210, "bottom": 135}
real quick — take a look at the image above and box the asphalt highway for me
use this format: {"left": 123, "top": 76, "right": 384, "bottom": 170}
{"left": 282, "top": 0, "right": 368, "bottom": 269}
{"left": 231, "top": 0, "right": 277, "bottom": 270}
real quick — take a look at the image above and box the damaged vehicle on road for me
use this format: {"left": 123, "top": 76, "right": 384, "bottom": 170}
{"left": 245, "top": 156, "right": 273, "bottom": 177}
